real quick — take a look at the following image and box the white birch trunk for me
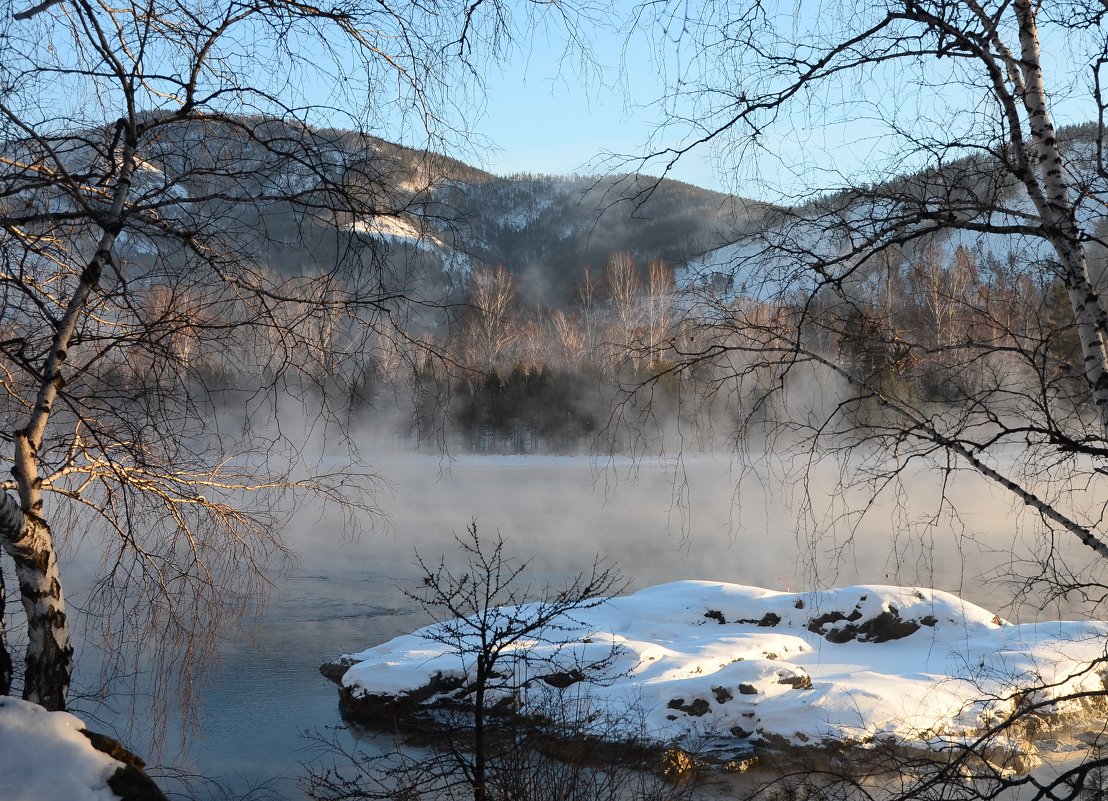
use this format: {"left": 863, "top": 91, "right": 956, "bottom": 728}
{"left": 1012, "top": 0, "right": 1108, "bottom": 439}
{"left": 0, "top": 118, "right": 139, "bottom": 710}
{"left": 0, "top": 492, "right": 71, "bottom": 710}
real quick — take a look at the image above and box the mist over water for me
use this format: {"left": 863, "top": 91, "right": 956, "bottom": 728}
{"left": 69, "top": 452, "right": 1101, "bottom": 798}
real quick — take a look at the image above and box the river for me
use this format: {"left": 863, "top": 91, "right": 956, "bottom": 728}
{"left": 67, "top": 453, "right": 1103, "bottom": 799}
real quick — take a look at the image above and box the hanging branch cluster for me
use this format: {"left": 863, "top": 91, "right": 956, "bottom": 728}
{"left": 0, "top": 0, "right": 561, "bottom": 741}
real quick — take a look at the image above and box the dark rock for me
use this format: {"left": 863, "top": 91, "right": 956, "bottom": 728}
{"left": 738, "top": 683, "right": 758, "bottom": 695}
{"left": 856, "top": 611, "right": 919, "bottom": 643}
{"left": 794, "top": 599, "right": 805, "bottom": 609}
{"left": 668, "top": 697, "right": 711, "bottom": 716}
{"left": 808, "top": 607, "right": 921, "bottom": 644}
{"left": 808, "top": 611, "right": 848, "bottom": 633}
{"left": 825, "top": 627, "right": 856, "bottom": 644}
{"left": 82, "top": 730, "right": 147, "bottom": 770}
{"left": 704, "top": 609, "right": 781, "bottom": 627}
{"left": 730, "top": 725, "right": 753, "bottom": 738}
{"left": 541, "top": 668, "right": 585, "bottom": 689}
{"left": 920, "top": 615, "right": 937, "bottom": 627}
{"left": 320, "top": 657, "right": 356, "bottom": 683}
{"left": 338, "top": 670, "right": 468, "bottom": 727}
{"left": 686, "top": 699, "right": 711, "bottom": 717}
{"left": 777, "top": 673, "right": 812, "bottom": 690}
{"left": 81, "top": 730, "right": 168, "bottom": 801}
{"left": 713, "top": 686, "right": 733, "bottom": 704}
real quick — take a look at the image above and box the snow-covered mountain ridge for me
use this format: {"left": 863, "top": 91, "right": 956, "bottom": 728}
{"left": 18, "top": 116, "right": 752, "bottom": 309}
{"left": 678, "top": 124, "right": 1108, "bottom": 305}
{"left": 14, "top": 115, "right": 1104, "bottom": 313}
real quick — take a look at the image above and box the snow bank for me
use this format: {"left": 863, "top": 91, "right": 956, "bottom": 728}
{"left": 335, "top": 582, "right": 1108, "bottom": 757}
{"left": 0, "top": 697, "right": 124, "bottom": 801}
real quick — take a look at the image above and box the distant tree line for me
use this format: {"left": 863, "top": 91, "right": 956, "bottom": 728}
{"left": 134, "top": 237, "right": 1088, "bottom": 457}
{"left": 416, "top": 240, "right": 1091, "bottom": 453}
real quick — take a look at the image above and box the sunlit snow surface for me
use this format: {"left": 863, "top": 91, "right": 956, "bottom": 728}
{"left": 0, "top": 697, "right": 122, "bottom": 801}
{"left": 340, "top": 582, "right": 1108, "bottom": 753}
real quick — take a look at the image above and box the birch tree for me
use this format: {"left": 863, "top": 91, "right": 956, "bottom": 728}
{"left": 604, "top": 252, "right": 644, "bottom": 368}
{"left": 460, "top": 265, "right": 521, "bottom": 373}
{"left": 627, "top": 0, "right": 1108, "bottom": 793}
{"left": 633, "top": 0, "right": 1108, "bottom": 576}
{"left": 0, "top": 0, "right": 572, "bottom": 732}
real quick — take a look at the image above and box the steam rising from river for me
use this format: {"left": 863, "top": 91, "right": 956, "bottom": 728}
{"left": 295, "top": 450, "right": 1094, "bottom": 621}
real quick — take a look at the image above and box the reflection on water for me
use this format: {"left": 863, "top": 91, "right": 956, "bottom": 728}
{"left": 68, "top": 454, "right": 1104, "bottom": 798}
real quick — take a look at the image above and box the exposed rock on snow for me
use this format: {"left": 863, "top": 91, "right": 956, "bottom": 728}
{"left": 326, "top": 582, "right": 1108, "bottom": 764}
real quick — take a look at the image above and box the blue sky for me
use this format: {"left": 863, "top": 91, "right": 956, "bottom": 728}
{"left": 457, "top": 22, "right": 730, "bottom": 194}
{"left": 451, "top": 5, "right": 1102, "bottom": 204}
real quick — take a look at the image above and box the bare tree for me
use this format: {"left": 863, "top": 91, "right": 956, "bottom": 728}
{"left": 643, "top": 259, "right": 676, "bottom": 368}
{"left": 546, "top": 309, "right": 581, "bottom": 370}
{"left": 579, "top": 265, "right": 603, "bottom": 361}
{"left": 459, "top": 264, "right": 522, "bottom": 374}
{"left": 0, "top": 0, "right": 586, "bottom": 740}
{"left": 405, "top": 524, "right": 624, "bottom": 801}
{"left": 630, "top": 0, "right": 1108, "bottom": 596}
{"left": 604, "top": 252, "right": 644, "bottom": 368}
{"left": 309, "top": 525, "right": 633, "bottom": 801}
{"left": 614, "top": 0, "right": 1108, "bottom": 795}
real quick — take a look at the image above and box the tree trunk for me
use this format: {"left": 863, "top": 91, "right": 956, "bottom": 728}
{"left": 0, "top": 556, "right": 11, "bottom": 697}
{"left": 1011, "top": 0, "right": 1108, "bottom": 439}
{"left": 0, "top": 119, "right": 136, "bottom": 711}
{"left": 473, "top": 663, "right": 487, "bottom": 801}
{"left": 0, "top": 493, "right": 71, "bottom": 711}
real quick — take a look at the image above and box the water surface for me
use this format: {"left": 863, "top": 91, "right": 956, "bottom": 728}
{"left": 74, "top": 454, "right": 1097, "bottom": 797}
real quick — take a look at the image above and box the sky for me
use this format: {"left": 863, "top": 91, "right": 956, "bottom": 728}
{"left": 444, "top": 3, "right": 1103, "bottom": 203}
{"left": 453, "top": 19, "right": 731, "bottom": 195}
{"left": 19, "top": 0, "right": 1102, "bottom": 204}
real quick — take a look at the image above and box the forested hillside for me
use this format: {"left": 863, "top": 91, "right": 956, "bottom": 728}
{"left": 60, "top": 117, "right": 1105, "bottom": 455}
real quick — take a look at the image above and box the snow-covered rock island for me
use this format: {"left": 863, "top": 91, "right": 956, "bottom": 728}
{"left": 325, "top": 582, "right": 1108, "bottom": 766}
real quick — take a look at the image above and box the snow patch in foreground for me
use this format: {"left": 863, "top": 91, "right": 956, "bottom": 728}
{"left": 0, "top": 697, "right": 123, "bottom": 801}
{"left": 338, "top": 582, "right": 1108, "bottom": 755}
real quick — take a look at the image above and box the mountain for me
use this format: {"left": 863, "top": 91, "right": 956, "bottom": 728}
{"left": 431, "top": 173, "right": 768, "bottom": 307}
{"left": 69, "top": 117, "right": 768, "bottom": 310}
{"left": 20, "top": 114, "right": 1101, "bottom": 319}
{"left": 677, "top": 123, "right": 1108, "bottom": 304}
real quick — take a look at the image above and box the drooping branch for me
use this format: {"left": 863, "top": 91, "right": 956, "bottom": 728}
{"left": 12, "top": 0, "right": 64, "bottom": 22}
